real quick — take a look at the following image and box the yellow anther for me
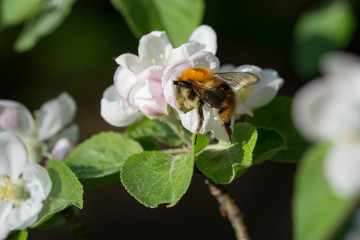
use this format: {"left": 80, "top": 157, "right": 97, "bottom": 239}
{"left": 236, "top": 86, "right": 253, "bottom": 101}
{"left": 33, "top": 109, "right": 39, "bottom": 117}
{"left": 0, "top": 175, "right": 15, "bottom": 204}
{"left": 151, "top": 59, "right": 156, "bottom": 65}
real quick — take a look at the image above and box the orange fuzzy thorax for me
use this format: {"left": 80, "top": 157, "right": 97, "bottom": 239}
{"left": 179, "top": 67, "right": 214, "bottom": 84}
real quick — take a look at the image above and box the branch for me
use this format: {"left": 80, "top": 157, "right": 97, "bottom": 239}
{"left": 62, "top": 207, "right": 93, "bottom": 240}
{"left": 204, "top": 178, "right": 250, "bottom": 240}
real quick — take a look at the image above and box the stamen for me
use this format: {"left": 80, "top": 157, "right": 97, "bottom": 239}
{"left": 33, "top": 109, "right": 39, "bottom": 117}
{"left": 0, "top": 175, "right": 15, "bottom": 204}
{"left": 160, "top": 54, "right": 167, "bottom": 65}
{"left": 151, "top": 59, "right": 156, "bottom": 65}
{"left": 236, "top": 86, "right": 253, "bottom": 102}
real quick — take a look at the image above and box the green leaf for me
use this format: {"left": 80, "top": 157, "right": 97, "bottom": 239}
{"left": 196, "top": 122, "right": 258, "bottom": 184}
{"left": 126, "top": 117, "right": 183, "bottom": 146}
{"left": 66, "top": 132, "right": 142, "bottom": 179}
{"left": 152, "top": 0, "right": 205, "bottom": 47}
{"left": 293, "top": 142, "right": 358, "bottom": 240}
{"left": 1, "top": 0, "right": 45, "bottom": 26}
{"left": 14, "top": 0, "right": 76, "bottom": 52}
{"left": 7, "top": 230, "right": 28, "bottom": 240}
{"left": 252, "top": 128, "right": 287, "bottom": 164}
{"left": 110, "top": 0, "right": 204, "bottom": 47}
{"left": 79, "top": 173, "right": 120, "bottom": 188}
{"left": 194, "top": 134, "right": 209, "bottom": 154}
{"left": 293, "top": 0, "right": 355, "bottom": 78}
{"left": 32, "top": 159, "right": 83, "bottom": 227}
{"left": 246, "top": 96, "right": 310, "bottom": 163}
{"left": 110, "top": 0, "right": 164, "bottom": 38}
{"left": 121, "top": 150, "right": 194, "bottom": 208}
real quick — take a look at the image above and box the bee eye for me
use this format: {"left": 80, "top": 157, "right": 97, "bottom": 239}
{"left": 177, "top": 81, "right": 192, "bottom": 89}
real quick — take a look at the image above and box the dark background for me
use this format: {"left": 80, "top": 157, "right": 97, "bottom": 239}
{"left": 1, "top": 0, "right": 359, "bottom": 239}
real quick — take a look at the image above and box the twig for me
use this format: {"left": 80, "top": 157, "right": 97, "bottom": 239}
{"left": 62, "top": 207, "right": 93, "bottom": 240}
{"left": 204, "top": 178, "right": 250, "bottom": 240}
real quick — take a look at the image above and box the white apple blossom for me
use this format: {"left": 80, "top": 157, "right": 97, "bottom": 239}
{"left": 0, "top": 92, "right": 78, "bottom": 163}
{"left": 101, "top": 25, "right": 217, "bottom": 127}
{"left": 292, "top": 52, "right": 360, "bottom": 197}
{"left": 220, "top": 64, "right": 284, "bottom": 116}
{"left": 0, "top": 131, "right": 52, "bottom": 239}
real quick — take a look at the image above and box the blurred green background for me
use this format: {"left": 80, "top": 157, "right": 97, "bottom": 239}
{"left": 1, "top": 0, "right": 359, "bottom": 239}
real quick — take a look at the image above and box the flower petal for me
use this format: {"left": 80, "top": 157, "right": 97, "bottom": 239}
{"left": 51, "top": 138, "right": 76, "bottom": 161}
{"left": 167, "top": 42, "right": 200, "bottom": 64}
{"left": 0, "top": 131, "right": 27, "bottom": 180}
{"left": 0, "top": 100, "right": 35, "bottom": 137}
{"left": 46, "top": 124, "right": 79, "bottom": 152}
{"left": 0, "top": 203, "right": 12, "bottom": 239}
{"left": 114, "top": 66, "right": 138, "bottom": 102}
{"left": 100, "top": 85, "right": 142, "bottom": 127}
{"left": 245, "top": 77, "right": 284, "bottom": 109}
{"left": 188, "top": 51, "right": 220, "bottom": 72}
{"left": 188, "top": 25, "right": 217, "bottom": 54}
{"left": 325, "top": 137, "right": 360, "bottom": 197}
{"left": 292, "top": 79, "right": 335, "bottom": 142}
{"left": 144, "top": 65, "right": 168, "bottom": 114}
{"left": 235, "top": 100, "right": 254, "bottom": 116}
{"left": 36, "top": 92, "right": 76, "bottom": 141}
{"left": 138, "top": 31, "right": 173, "bottom": 68}
{"left": 115, "top": 53, "right": 143, "bottom": 75}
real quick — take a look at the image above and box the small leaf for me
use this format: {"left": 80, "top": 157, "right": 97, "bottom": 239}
{"left": 0, "top": 0, "right": 45, "bottom": 27}
{"left": 252, "top": 128, "right": 287, "bottom": 164}
{"left": 66, "top": 132, "right": 143, "bottom": 179}
{"left": 32, "top": 159, "right": 83, "bottom": 227}
{"left": 7, "top": 230, "right": 28, "bottom": 240}
{"left": 293, "top": 142, "right": 358, "bottom": 240}
{"left": 126, "top": 117, "right": 182, "bottom": 146}
{"left": 293, "top": 0, "right": 355, "bottom": 78}
{"left": 153, "top": 0, "right": 205, "bottom": 47}
{"left": 14, "top": 0, "right": 77, "bottom": 52}
{"left": 121, "top": 150, "right": 194, "bottom": 208}
{"left": 110, "top": 0, "right": 205, "bottom": 47}
{"left": 196, "top": 122, "right": 258, "bottom": 184}
{"left": 246, "top": 96, "right": 310, "bottom": 163}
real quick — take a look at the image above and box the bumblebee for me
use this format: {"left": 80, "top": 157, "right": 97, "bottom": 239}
{"left": 173, "top": 67, "right": 260, "bottom": 143}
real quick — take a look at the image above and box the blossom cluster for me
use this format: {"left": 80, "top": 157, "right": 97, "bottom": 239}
{"left": 293, "top": 52, "right": 360, "bottom": 197}
{"left": 0, "top": 93, "right": 78, "bottom": 238}
{"left": 101, "top": 25, "right": 284, "bottom": 141}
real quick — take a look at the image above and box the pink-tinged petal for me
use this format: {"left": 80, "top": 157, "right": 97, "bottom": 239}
{"left": 51, "top": 138, "right": 75, "bottom": 161}
{"left": 0, "top": 131, "right": 27, "bottom": 181}
{"left": 115, "top": 53, "right": 144, "bottom": 75}
{"left": 245, "top": 78, "right": 284, "bottom": 109}
{"left": 101, "top": 85, "right": 143, "bottom": 127}
{"left": 325, "top": 137, "right": 360, "bottom": 197}
{"left": 163, "top": 59, "right": 193, "bottom": 112}
{"left": 144, "top": 65, "right": 168, "bottom": 114}
{"left": 0, "top": 100, "right": 35, "bottom": 137}
{"left": 46, "top": 124, "right": 79, "bottom": 152}
{"left": 235, "top": 100, "right": 254, "bottom": 116}
{"left": 167, "top": 42, "right": 200, "bottom": 64}
{"left": 36, "top": 92, "right": 76, "bottom": 141}
{"left": 188, "top": 51, "right": 220, "bottom": 72}
{"left": 114, "top": 66, "right": 138, "bottom": 102}
{"left": 138, "top": 31, "right": 173, "bottom": 68}
{"left": 188, "top": 25, "right": 217, "bottom": 54}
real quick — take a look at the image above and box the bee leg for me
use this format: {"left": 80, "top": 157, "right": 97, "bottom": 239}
{"left": 195, "top": 99, "right": 204, "bottom": 145}
{"left": 224, "top": 121, "right": 232, "bottom": 143}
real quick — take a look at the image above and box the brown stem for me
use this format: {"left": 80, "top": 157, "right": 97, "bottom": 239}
{"left": 204, "top": 178, "right": 250, "bottom": 240}
{"left": 62, "top": 207, "right": 93, "bottom": 240}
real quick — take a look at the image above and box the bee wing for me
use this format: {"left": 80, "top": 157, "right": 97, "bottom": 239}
{"left": 214, "top": 72, "right": 260, "bottom": 88}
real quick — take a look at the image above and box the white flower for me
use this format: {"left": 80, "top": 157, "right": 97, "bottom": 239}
{"left": 220, "top": 64, "right": 284, "bottom": 116}
{"left": 292, "top": 52, "right": 360, "bottom": 197}
{"left": 0, "top": 131, "right": 52, "bottom": 239}
{"left": 101, "top": 25, "right": 217, "bottom": 127}
{"left": 0, "top": 92, "right": 78, "bottom": 163}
